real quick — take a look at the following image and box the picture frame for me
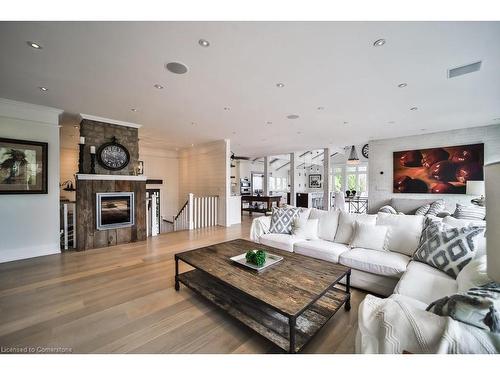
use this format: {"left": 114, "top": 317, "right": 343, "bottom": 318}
{"left": 0, "top": 137, "right": 48, "bottom": 194}
{"left": 393, "top": 143, "right": 484, "bottom": 194}
{"left": 309, "top": 174, "right": 322, "bottom": 189}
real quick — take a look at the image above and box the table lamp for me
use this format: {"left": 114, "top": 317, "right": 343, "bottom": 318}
{"left": 485, "top": 162, "right": 499, "bottom": 283}
{"left": 466, "top": 180, "right": 485, "bottom": 206}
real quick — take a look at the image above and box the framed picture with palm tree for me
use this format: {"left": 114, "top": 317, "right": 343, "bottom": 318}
{"left": 0, "top": 138, "right": 48, "bottom": 194}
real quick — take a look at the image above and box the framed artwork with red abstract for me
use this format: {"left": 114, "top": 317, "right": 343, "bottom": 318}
{"left": 393, "top": 143, "right": 484, "bottom": 194}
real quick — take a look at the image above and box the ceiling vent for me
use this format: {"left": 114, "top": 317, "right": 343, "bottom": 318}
{"left": 448, "top": 61, "right": 482, "bottom": 78}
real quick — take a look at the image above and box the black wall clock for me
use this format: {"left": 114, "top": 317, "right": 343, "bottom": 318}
{"left": 362, "top": 144, "right": 369, "bottom": 159}
{"left": 97, "top": 137, "right": 130, "bottom": 171}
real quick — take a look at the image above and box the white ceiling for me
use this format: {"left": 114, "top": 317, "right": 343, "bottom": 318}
{"left": 1, "top": 21, "right": 499, "bottom": 157}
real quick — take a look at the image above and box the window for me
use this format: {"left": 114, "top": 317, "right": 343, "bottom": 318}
{"left": 332, "top": 163, "right": 368, "bottom": 195}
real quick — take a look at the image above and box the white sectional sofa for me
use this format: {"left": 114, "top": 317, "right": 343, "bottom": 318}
{"left": 250, "top": 209, "right": 425, "bottom": 296}
{"left": 250, "top": 208, "right": 494, "bottom": 353}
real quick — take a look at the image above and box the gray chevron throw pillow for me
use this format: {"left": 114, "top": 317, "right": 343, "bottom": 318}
{"left": 413, "top": 221, "right": 485, "bottom": 278}
{"left": 269, "top": 207, "right": 300, "bottom": 234}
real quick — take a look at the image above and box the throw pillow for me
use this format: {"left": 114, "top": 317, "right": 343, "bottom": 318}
{"left": 269, "top": 207, "right": 300, "bottom": 234}
{"left": 376, "top": 212, "right": 425, "bottom": 256}
{"left": 316, "top": 210, "right": 340, "bottom": 242}
{"left": 426, "top": 199, "right": 445, "bottom": 216}
{"left": 334, "top": 212, "right": 377, "bottom": 244}
{"left": 453, "top": 203, "right": 486, "bottom": 221}
{"left": 427, "top": 282, "right": 500, "bottom": 333}
{"left": 415, "top": 203, "right": 431, "bottom": 216}
{"left": 292, "top": 218, "right": 319, "bottom": 240}
{"left": 350, "top": 222, "right": 389, "bottom": 251}
{"left": 456, "top": 255, "right": 492, "bottom": 293}
{"left": 443, "top": 216, "right": 487, "bottom": 257}
{"left": 378, "top": 205, "right": 397, "bottom": 215}
{"left": 413, "top": 221, "right": 485, "bottom": 278}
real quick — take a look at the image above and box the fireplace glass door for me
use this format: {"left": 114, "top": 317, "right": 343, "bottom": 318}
{"left": 96, "top": 192, "right": 135, "bottom": 230}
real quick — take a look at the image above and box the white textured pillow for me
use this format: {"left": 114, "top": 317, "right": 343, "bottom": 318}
{"left": 376, "top": 212, "right": 425, "bottom": 256}
{"left": 334, "top": 212, "right": 377, "bottom": 244}
{"left": 316, "top": 210, "right": 340, "bottom": 242}
{"left": 350, "top": 222, "right": 389, "bottom": 251}
{"left": 292, "top": 218, "right": 319, "bottom": 240}
{"left": 456, "top": 256, "right": 491, "bottom": 292}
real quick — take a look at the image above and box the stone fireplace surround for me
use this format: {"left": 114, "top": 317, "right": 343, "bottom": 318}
{"left": 75, "top": 115, "right": 146, "bottom": 251}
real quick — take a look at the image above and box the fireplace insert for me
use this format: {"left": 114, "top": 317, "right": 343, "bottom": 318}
{"left": 96, "top": 192, "right": 135, "bottom": 230}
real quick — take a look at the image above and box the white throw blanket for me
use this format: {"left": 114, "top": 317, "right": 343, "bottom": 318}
{"left": 357, "top": 294, "right": 500, "bottom": 354}
{"left": 249, "top": 216, "right": 271, "bottom": 242}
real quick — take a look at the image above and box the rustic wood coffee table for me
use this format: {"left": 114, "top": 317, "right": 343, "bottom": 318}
{"left": 174, "top": 239, "right": 351, "bottom": 353}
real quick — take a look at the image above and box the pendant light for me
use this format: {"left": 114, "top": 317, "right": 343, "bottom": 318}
{"left": 346, "top": 145, "right": 360, "bottom": 165}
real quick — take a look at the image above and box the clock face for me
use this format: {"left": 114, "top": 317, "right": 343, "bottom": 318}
{"left": 97, "top": 142, "right": 130, "bottom": 171}
{"left": 362, "top": 144, "right": 369, "bottom": 159}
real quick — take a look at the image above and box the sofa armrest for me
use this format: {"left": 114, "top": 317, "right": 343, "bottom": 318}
{"left": 250, "top": 216, "right": 271, "bottom": 243}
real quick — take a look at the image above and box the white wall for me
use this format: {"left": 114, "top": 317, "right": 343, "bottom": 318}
{"left": 0, "top": 99, "right": 62, "bottom": 263}
{"left": 139, "top": 145, "right": 179, "bottom": 220}
{"left": 368, "top": 125, "right": 500, "bottom": 213}
{"left": 179, "top": 140, "right": 231, "bottom": 226}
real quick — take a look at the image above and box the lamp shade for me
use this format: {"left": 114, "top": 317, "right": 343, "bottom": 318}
{"left": 346, "top": 145, "right": 360, "bottom": 165}
{"left": 485, "top": 162, "right": 500, "bottom": 283}
{"left": 466, "top": 180, "right": 485, "bottom": 196}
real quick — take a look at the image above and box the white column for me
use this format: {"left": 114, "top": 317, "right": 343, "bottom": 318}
{"left": 263, "top": 156, "right": 270, "bottom": 196}
{"left": 486, "top": 162, "right": 500, "bottom": 282}
{"left": 323, "top": 148, "right": 331, "bottom": 210}
{"left": 188, "top": 193, "right": 194, "bottom": 230}
{"left": 289, "top": 152, "right": 297, "bottom": 206}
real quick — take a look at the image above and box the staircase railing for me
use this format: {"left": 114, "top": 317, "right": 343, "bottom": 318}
{"left": 173, "top": 193, "right": 219, "bottom": 231}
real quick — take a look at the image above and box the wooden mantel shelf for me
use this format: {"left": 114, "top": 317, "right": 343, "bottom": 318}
{"left": 76, "top": 174, "right": 147, "bottom": 181}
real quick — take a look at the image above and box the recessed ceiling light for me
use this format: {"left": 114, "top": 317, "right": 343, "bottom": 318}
{"left": 410, "top": 107, "right": 418, "bottom": 111}
{"left": 224, "top": 107, "right": 230, "bottom": 111}
{"left": 317, "top": 106, "right": 324, "bottom": 110}
{"left": 153, "top": 84, "right": 164, "bottom": 89}
{"left": 343, "top": 121, "right": 349, "bottom": 125}
{"left": 38, "top": 86, "right": 48, "bottom": 92}
{"left": 131, "top": 108, "right": 138, "bottom": 112}
{"left": 287, "top": 114, "right": 299, "bottom": 120}
{"left": 191, "top": 122, "right": 196, "bottom": 126}
{"left": 27, "top": 41, "right": 42, "bottom": 49}
{"left": 276, "top": 83, "right": 285, "bottom": 88}
{"left": 373, "top": 39, "right": 386, "bottom": 47}
{"left": 191, "top": 143, "right": 194, "bottom": 147}
{"left": 198, "top": 39, "right": 210, "bottom": 47}
{"left": 398, "top": 83, "right": 407, "bottom": 88}
{"left": 165, "top": 62, "right": 188, "bottom": 74}
{"left": 266, "top": 121, "right": 272, "bottom": 125}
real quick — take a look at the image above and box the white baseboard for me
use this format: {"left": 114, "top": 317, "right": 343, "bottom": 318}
{"left": 0, "top": 243, "right": 60, "bottom": 264}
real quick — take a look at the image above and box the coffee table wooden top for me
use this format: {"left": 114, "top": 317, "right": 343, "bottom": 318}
{"left": 175, "top": 239, "right": 350, "bottom": 317}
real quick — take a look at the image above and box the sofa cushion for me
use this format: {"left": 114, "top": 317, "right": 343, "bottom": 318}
{"left": 339, "top": 248, "right": 410, "bottom": 278}
{"left": 350, "top": 222, "right": 389, "bottom": 251}
{"left": 442, "top": 216, "right": 487, "bottom": 257}
{"left": 293, "top": 239, "right": 349, "bottom": 263}
{"left": 259, "top": 233, "right": 302, "bottom": 252}
{"left": 292, "top": 218, "right": 319, "bottom": 240}
{"left": 376, "top": 212, "right": 425, "bottom": 256}
{"left": 394, "top": 261, "right": 457, "bottom": 305}
{"left": 427, "top": 199, "right": 445, "bottom": 216}
{"left": 390, "top": 198, "right": 438, "bottom": 215}
{"left": 334, "top": 212, "right": 377, "bottom": 245}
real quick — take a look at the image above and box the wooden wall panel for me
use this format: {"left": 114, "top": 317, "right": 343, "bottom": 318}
{"left": 76, "top": 179, "right": 146, "bottom": 251}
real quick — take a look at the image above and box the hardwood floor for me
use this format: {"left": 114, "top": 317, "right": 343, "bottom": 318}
{"left": 0, "top": 214, "right": 366, "bottom": 354}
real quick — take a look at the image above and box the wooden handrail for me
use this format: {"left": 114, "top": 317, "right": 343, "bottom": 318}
{"left": 174, "top": 200, "right": 189, "bottom": 221}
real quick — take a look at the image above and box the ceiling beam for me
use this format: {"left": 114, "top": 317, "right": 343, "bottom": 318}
{"left": 276, "top": 161, "right": 290, "bottom": 171}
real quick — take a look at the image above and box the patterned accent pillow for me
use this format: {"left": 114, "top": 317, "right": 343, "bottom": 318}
{"left": 453, "top": 203, "right": 486, "bottom": 221}
{"left": 378, "top": 205, "right": 397, "bottom": 215}
{"left": 426, "top": 199, "right": 445, "bottom": 216}
{"left": 415, "top": 203, "right": 431, "bottom": 216}
{"left": 413, "top": 221, "right": 485, "bottom": 278}
{"left": 269, "top": 207, "right": 300, "bottom": 234}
